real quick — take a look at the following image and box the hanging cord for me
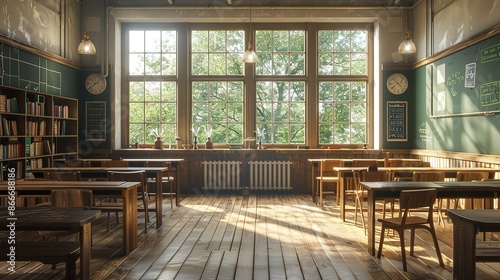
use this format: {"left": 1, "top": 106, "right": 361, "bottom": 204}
{"left": 0, "top": 43, "right": 4, "bottom": 84}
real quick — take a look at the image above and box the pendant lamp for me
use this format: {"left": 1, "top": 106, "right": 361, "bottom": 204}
{"left": 398, "top": 0, "right": 416, "bottom": 54}
{"left": 78, "top": 0, "right": 96, "bottom": 55}
{"left": 243, "top": 2, "right": 258, "bottom": 63}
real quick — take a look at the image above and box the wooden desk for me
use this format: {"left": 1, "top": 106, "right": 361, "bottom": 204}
{"left": 447, "top": 209, "right": 500, "bottom": 280}
{"left": 0, "top": 180, "right": 140, "bottom": 256}
{"left": 122, "top": 158, "right": 184, "bottom": 208}
{"left": 29, "top": 166, "right": 171, "bottom": 229}
{"left": 336, "top": 167, "right": 499, "bottom": 222}
{"left": 0, "top": 208, "right": 100, "bottom": 280}
{"left": 361, "top": 181, "right": 500, "bottom": 256}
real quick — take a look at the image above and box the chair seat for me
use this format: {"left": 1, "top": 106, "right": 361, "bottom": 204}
{"left": 315, "top": 176, "right": 339, "bottom": 182}
{"left": 377, "top": 216, "right": 428, "bottom": 226}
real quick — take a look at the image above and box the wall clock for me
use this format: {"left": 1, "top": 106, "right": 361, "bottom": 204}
{"left": 386, "top": 73, "right": 408, "bottom": 95}
{"left": 85, "top": 73, "right": 107, "bottom": 95}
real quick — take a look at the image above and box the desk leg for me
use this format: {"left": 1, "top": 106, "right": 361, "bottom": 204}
{"left": 79, "top": 223, "right": 92, "bottom": 280}
{"left": 366, "top": 189, "right": 376, "bottom": 256}
{"left": 156, "top": 171, "right": 163, "bottom": 229}
{"left": 311, "top": 163, "right": 317, "bottom": 204}
{"left": 174, "top": 163, "right": 181, "bottom": 207}
{"left": 339, "top": 173, "right": 346, "bottom": 221}
{"left": 452, "top": 219, "right": 477, "bottom": 280}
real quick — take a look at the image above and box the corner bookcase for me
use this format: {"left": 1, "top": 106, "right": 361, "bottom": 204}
{"left": 0, "top": 85, "right": 78, "bottom": 180}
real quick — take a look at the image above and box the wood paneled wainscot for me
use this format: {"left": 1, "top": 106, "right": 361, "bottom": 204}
{"left": 112, "top": 149, "right": 385, "bottom": 195}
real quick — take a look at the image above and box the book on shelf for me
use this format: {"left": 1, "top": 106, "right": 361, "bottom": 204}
{"left": 6, "top": 97, "right": 18, "bottom": 113}
{"left": 0, "top": 143, "right": 24, "bottom": 159}
{"left": 1, "top": 118, "right": 18, "bottom": 137}
{"left": 43, "top": 140, "right": 52, "bottom": 155}
{"left": 54, "top": 104, "right": 69, "bottom": 118}
{"left": 0, "top": 95, "right": 6, "bottom": 113}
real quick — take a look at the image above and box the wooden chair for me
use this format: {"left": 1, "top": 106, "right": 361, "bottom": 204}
{"left": 38, "top": 189, "right": 94, "bottom": 270}
{"left": 145, "top": 161, "right": 176, "bottom": 208}
{"left": 44, "top": 171, "right": 82, "bottom": 181}
{"left": 412, "top": 171, "right": 446, "bottom": 225}
{"left": 377, "top": 188, "right": 444, "bottom": 272}
{"left": 456, "top": 171, "right": 490, "bottom": 209}
{"left": 104, "top": 160, "right": 129, "bottom": 167}
{"left": 315, "top": 159, "right": 344, "bottom": 207}
{"left": 352, "top": 170, "right": 390, "bottom": 234}
{"left": 100, "top": 170, "right": 149, "bottom": 231}
{"left": 352, "top": 160, "right": 379, "bottom": 167}
{"left": 65, "top": 159, "right": 91, "bottom": 167}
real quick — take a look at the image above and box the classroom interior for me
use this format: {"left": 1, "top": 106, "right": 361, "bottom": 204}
{"left": 1, "top": 0, "right": 500, "bottom": 279}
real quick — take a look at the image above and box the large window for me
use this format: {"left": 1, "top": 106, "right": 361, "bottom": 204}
{"left": 255, "top": 30, "right": 306, "bottom": 144}
{"left": 318, "top": 29, "right": 368, "bottom": 144}
{"left": 123, "top": 23, "right": 372, "bottom": 148}
{"left": 191, "top": 29, "right": 245, "bottom": 144}
{"left": 127, "top": 29, "right": 178, "bottom": 145}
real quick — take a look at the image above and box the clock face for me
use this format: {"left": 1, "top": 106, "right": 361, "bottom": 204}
{"left": 387, "top": 73, "right": 408, "bottom": 95}
{"left": 85, "top": 73, "right": 107, "bottom": 95}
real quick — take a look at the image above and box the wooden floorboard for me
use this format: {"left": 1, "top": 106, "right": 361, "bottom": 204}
{"left": 1, "top": 194, "right": 500, "bottom": 279}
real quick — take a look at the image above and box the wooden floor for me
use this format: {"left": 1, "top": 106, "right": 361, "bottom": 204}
{"left": 1, "top": 194, "right": 500, "bottom": 279}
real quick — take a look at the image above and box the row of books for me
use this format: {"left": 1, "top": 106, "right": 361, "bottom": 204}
{"left": 54, "top": 105, "right": 69, "bottom": 118}
{"left": 28, "top": 140, "right": 52, "bottom": 157}
{"left": 0, "top": 161, "right": 23, "bottom": 181}
{"left": 1, "top": 117, "right": 18, "bottom": 136}
{"left": 0, "top": 143, "right": 24, "bottom": 159}
{"left": 0, "top": 96, "right": 18, "bottom": 113}
{"left": 27, "top": 120, "right": 47, "bottom": 136}
{"left": 54, "top": 120, "right": 67, "bottom": 136}
{"left": 26, "top": 101, "right": 46, "bottom": 116}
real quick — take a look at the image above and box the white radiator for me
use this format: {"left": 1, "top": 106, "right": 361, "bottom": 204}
{"left": 202, "top": 161, "right": 242, "bottom": 191}
{"left": 249, "top": 161, "right": 293, "bottom": 191}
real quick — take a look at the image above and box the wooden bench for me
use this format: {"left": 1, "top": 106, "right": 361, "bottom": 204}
{"left": 0, "top": 241, "right": 80, "bottom": 279}
{"left": 476, "top": 241, "right": 500, "bottom": 262}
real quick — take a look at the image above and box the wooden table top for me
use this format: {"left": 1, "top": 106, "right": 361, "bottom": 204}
{"left": 0, "top": 180, "right": 140, "bottom": 190}
{"left": 447, "top": 209, "right": 500, "bottom": 226}
{"left": 0, "top": 208, "right": 101, "bottom": 231}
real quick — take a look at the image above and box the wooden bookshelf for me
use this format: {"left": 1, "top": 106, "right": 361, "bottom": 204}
{"left": 0, "top": 85, "right": 78, "bottom": 180}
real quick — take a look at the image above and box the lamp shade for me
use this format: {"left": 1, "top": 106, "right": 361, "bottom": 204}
{"left": 78, "top": 32, "right": 96, "bottom": 55}
{"left": 243, "top": 41, "right": 258, "bottom": 63}
{"left": 398, "top": 29, "right": 416, "bottom": 54}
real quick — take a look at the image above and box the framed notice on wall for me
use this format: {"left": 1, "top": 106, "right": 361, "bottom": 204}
{"left": 387, "top": 101, "right": 407, "bottom": 142}
{"left": 85, "top": 101, "right": 106, "bottom": 141}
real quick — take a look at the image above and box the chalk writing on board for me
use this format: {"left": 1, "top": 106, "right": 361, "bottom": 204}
{"left": 446, "top": 71, "right": 464, "bottom": 96}
{"left": 465, "top": 62, "right": 476, "bottom": 88}
{"left": 86, "top": 101, "right": 106, "bottom": 141}
{"left": 387, "top": 101, "right": 407, "bottom": 142}
{"left": 480, "top": 81, "right": 500, "bottom": 107}
{"left": 418, "top": 122, "right": 432, "bottom": 142}
{"left": 481, "top": 43, "right": 500, "bottom": 63}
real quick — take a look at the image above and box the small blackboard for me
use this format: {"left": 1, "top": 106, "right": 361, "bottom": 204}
{"left": 387, "top": 101, "right": 407, "bottom": 142}
{"left": 85, "top": 101, "right": 106, "bottom": 141}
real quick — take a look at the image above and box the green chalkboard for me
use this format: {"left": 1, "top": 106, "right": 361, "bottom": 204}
{"left": 432, "top": 35, "right": 500, "bottom": 116}
{"left": 410, "top": 32, "right": 500, "bottom": 155}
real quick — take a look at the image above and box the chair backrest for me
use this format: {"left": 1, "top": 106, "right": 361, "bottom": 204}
{"left": 456, "top": 171, "right": 489, "bottom": 181}
{"left": 388, "top": 159, "right": 404, "bottom": 167}
{"left": 352, "top": 160, "right": 379, "bottom": 167}
{"left": 319, "top": 159, "right": 344, "bottom": 177}
{"left": 65, "top": 159, "right": 91, "bottom": 167}
{"left": 412, "top": 171, "right": 445, "bottom": 182}
{"left": 399, "top": 188, "right": 437, "bottom": 222}
{"left": 362, "top": 170, "right": 389, "bottom": 182}
{"left": 404, "top": 161, "right": 431, "bottom": 167}
{"left": 45, "top": 171, "right": 82, "bottom": 181}
{"left": 105, "top": 160, "right": 129, "bottom": 167}
{"left": 145, "top": 161, "right": 172, "bottom": 168}
{"left": 107, "top": 170, "right": 147, "bottom": 194}
{"left": 50, "top": 189, "right": 93, "bottom": 208}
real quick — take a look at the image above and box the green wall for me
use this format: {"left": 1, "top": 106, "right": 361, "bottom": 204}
{"left": 384, "top": 34, "right": 500, "bottom": 155}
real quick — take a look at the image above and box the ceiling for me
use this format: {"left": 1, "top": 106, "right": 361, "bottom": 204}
{"left": 109, "top": 0, "right": 414, "bottom": 8}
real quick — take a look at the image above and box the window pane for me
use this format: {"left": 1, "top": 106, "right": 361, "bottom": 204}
{"left": 192, "top": 81, "right": 244, "bottom": 144}
{"left": 127, "top": 27, "right": 178, "bottom": 145}
{"left": 256, "top": 30, "right": 305, "bottom": 76}
{"left": 256, "top": 81, "right": 305, "bottom": 144}
{"left": 192, "top": 29, "right": 244, "bottom": 76}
